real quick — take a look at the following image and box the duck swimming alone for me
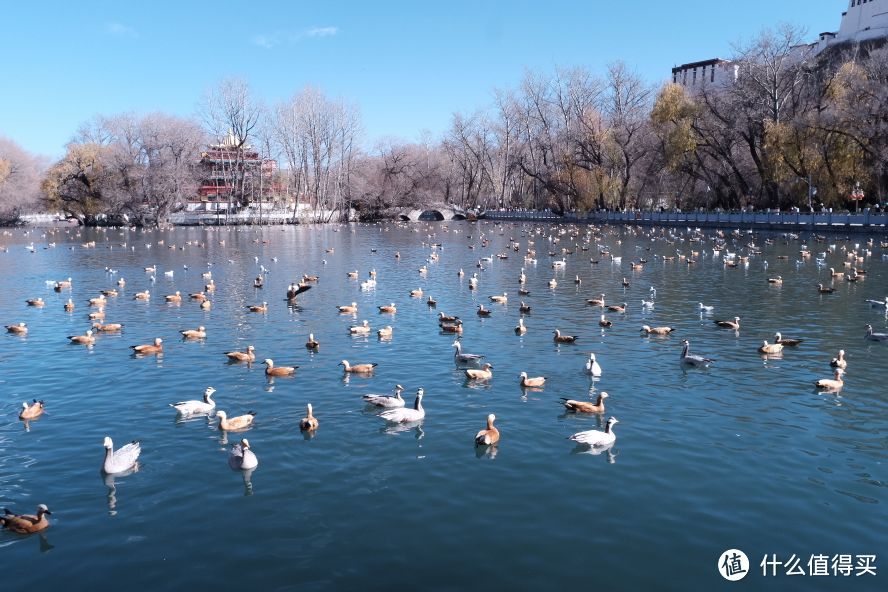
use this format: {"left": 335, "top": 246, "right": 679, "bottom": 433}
{"left": 69, "top": 329, "right": 95, "bottom": 345}
{"left": 169, "top": 387, "right": 217, "bottom": 415}
{"left": 829, "top": 349, "right": 847, "bottom": 369}
{"left": 350, "top": 320, "right": 371, "bottom": 335}
{"left": 340, "top": 359, "right": 378, "bottom": 373}
{"left": 680, "top": 339, "right": 714, "bottom": 367}
{"left": 774, "top": 332, "right": 803, "bottom": 346}
{"left": 865, "top": 324, "right": 888, "bottom": 342}
{"left": 305, "top": 334, "right": 319, "bottom": 350}
{"left": 248, "top": 302, "right": 268, "bottom": 313}
{"left": 1, "top": 505, "right": 52, "bottom": 534}
{"left": 585, "top": 353, "right": 602, "bottom": 377}
{"left": 300, "top": 403, "right": 319, "bottom": 431}
{"left": 216, "top": 410, "right": 257, "bottom": 431}
{"left": 515, "top": 318, "right": 527, "bottom": 335}
{"left": 758, "top": 340, "right": 784, "bottom": 355}
{"left": 131, "top": 337, "right": 163, "bottom": 355}
{"left": 228, "top": 439, "right": 258, "bottom": 470}
{"left": 561, "top": 392, "right": 608, "bottom": 413}
{"left": 19, "top": 399, "right": 45, "bottom": 420}
{"left": 519, "top": 371, "right": 545, "bottom": 387}
{"left": 474, "top": 414, "right": 500, "bottom": 446}
{"left": 815, "top": 368, "right": 844, "bottom": 391}
{"left": 466, "top": 363, "right": 494, "bottom": 381}
{"left": 5, "top": 322, "right": 27, "bottom": 335}
{"left": 180, "top": 326, "right": 206, "bottom": 340}
{"left": 641, "top": 325, "right": 673, "bottom": 335}
{"left": 452, "top": 340, "right": 484, "bottom": 364}
{"left": 553, "top": 329, "right": 578, "bottom": 343}
{"left": 568, "top": 416, "right": 619, "bottom": 447}
{"left": 225, "top": 345, "right": 255, "bottom": 362}
{"left": 102, "top": 437, "right": 141, "bottom": 474}
{"left": 264, "top": 359, "right": 297, "bottom": 377}
{"left": 713, "top": 315, "right": 740, "bottom": 330}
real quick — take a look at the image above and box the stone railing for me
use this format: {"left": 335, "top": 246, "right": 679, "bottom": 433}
{"left": 483, "top": 209, "right": 888, "bottom": 231}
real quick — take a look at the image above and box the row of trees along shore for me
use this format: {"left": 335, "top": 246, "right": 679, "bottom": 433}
{"left": 1, "top": 25, "right": 886, "bottom": 226}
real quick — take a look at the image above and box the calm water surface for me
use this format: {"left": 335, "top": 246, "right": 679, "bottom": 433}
{"left": 0, "top": 222, "right": 885, "bottom": 591}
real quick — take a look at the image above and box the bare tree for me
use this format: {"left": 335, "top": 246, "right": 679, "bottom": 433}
{"left": 0, "top": 137, "right": 45, "bottom": 222}
{"left": 201, "top": 78, "right": 262, "bottom": 214}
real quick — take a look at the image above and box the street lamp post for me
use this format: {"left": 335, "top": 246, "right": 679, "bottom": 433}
{"left": 800, "top": 175, "right": 816, "bottom": 212}
{"left": 851, "top": 182, "right": 865, "bottom": 213}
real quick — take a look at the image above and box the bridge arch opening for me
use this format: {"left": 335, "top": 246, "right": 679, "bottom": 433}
{"left": 451, "top": 213, "right": 467, "bottom": 221}
{"left": 418, "top": 210, "right": 445, "bottom": 221}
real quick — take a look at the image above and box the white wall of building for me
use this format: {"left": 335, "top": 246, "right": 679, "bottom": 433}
{"left": 673, "top": 0, "right": 888, "bottom": 88}
{"left": 838, "top": 0, "right": 888, "bottom": 42}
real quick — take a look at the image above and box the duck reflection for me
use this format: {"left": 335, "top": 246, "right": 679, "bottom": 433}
{"left": 103, "top": 465, "right": 139, "bottom": 516}
{"left": 475, "top": 444, "right": 499, "bottom": 460}
{"left": 381, "top": 421, "right": 424, "bottom": 440}
{"left": 570, "top": 441, "right": 617, "bottom": 463}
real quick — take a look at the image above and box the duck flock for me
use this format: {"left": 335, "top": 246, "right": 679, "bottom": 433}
{"left": 1, "top": 221, "right": 887, "bottom": 535}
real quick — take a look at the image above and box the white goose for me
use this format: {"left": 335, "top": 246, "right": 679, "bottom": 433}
{"left": 568, "top": 417, "right": 619, "bottom": 447}
{"left": 452, "top": 340, "right": 484, "bottom": 364}
{"left": 864, "top": 296, "right": 887, "bottom": 309}
{"left": 865, "top": 324, "right": 888, "bottom": 342}
{"left": 362, "top": 384, "right": 406, "bottom": 408}
{"left": 169, "top": 387, "right": 217, "bottom": 415}
{"left": 380, "top": 388, "right": 425, "bottom": 423}
{"left": 585, "top": 353, "right": 602, "bottom": 377}
{"left": 228, "top": 439, "right": 258, "bottom": 470}
{"left": 102, "top": 437, "right": 141, "bottom": 474}
{"left": 680, "top": 339, "right": 714, "bottom": 367}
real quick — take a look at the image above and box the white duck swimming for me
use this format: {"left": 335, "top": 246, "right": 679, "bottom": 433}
{"left": 228, "top": 439, "right": 258, "bottom": 470}
{"left": 169, "top": 387, "right": 216, "bottom": 415}
{"left": 568, "top": 417, "right": 619, "bottom": 447}
{"left": 362, "top": 384, "right": 406, "bottom": 408}
{"left": 865, "top": 324, "right": 888, "bottom": 342}
{"left": 380, "top": 388, "right": 425, "bottom": 423}
{"left": 102, "top": 437, "right": 141, "bottom": 474}
{"left": 452, "top": 340, "right": 484, "bottom": 364}
{"left": 585, "top": 353, "right": 602, "bottom": 377}
{"left": 680, "top": 339, "right": 714, "bottom": 367}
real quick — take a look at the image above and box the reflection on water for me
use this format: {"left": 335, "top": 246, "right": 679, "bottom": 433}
{"left": 103, "top": 465, "right": 139, "bottom": 516}
{"left": 0, "top": 222, "right": 885, "bottom": 589}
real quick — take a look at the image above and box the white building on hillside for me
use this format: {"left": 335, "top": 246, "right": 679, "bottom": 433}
{"left": 672, "top": 0, "right": 888, "bottom": 89}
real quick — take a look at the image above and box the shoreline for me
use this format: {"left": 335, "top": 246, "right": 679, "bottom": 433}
{"left": 10, "top": 208, "right": 888, "bottom": 235}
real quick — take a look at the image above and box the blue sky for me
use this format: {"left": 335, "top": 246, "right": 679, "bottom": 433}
{"left": 2, "top": 0, "right": 841, "bottom": 158}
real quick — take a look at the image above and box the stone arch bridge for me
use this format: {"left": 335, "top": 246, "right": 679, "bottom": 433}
{"left": 397, "top": 203, "right": 469, "bottom": 221}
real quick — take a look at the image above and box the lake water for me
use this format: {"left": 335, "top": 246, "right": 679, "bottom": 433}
{"left": 1, "top": 222, "right": 885, "bottom": 591}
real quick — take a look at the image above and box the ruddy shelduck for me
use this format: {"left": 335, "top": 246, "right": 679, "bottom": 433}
{"left": 561, "top": 392, "right": 608, "bottom": 413}
{"left": 180, "top": 326, "right": 206, "bottom": 340}
{"left": 19, "top": 399, "right": 45, "bottom": 420}
{"left": 519, "top": 371, "right": 545, "bottom": 387}
{"left": 465, "top": 363, "right": 494, "bottom": 380}
{"left": 300, "top": 403, "right": 319, "bottom": 431}
{"left": 1, "top": 505, "right": 52, "bottom": 534}
{"left": 69, "top": 329, "right": 95, "bottom": 345}
{"left": 225, "top": 345, "right": 256, "bottom": 362}
{"left": 131, "top": 337, "right": 163, "bottom": 354}
{"left": 340, "top": 359, "right": 378, "bottom": 373}
{"left": 263, "top": 359, "right": 297, "bottom": 377}
{"left": 216, "top": 409, "right": 257, "bottom": 431}
{"left": 474, "top": 414, "right": 500, "bottom": 446}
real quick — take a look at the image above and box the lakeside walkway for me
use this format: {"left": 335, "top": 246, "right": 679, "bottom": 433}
{"left": 484, "top": 209, "right": 888, "bottom": 233}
